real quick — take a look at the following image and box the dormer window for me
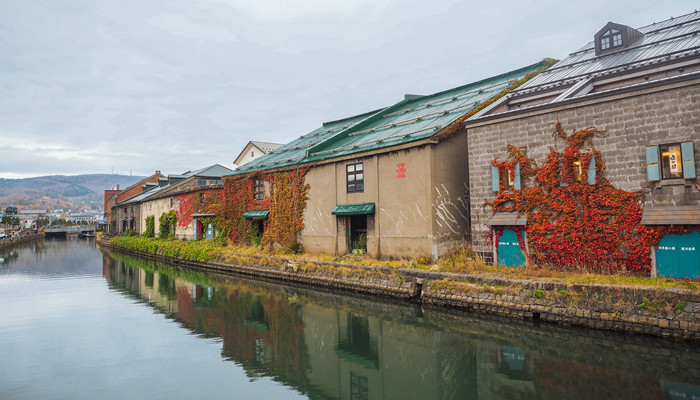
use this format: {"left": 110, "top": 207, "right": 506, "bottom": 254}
{"left": 594, "top": 22, "right": 644, "bottom": 56}
{"left": 600, "top": 28, "right": 622, "bottom": 50}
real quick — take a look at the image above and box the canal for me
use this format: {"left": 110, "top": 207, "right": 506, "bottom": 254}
{"left": 1, "top": 238, "right": 699, "bottom": 399}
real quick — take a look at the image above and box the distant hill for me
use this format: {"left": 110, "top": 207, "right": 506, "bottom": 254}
{"left": 0, "top": 174, "right": 146, "bottom": 211}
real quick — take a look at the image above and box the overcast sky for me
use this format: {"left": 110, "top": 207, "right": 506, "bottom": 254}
{"left": 0, "top": 0, "right": 696, "bottom": 179}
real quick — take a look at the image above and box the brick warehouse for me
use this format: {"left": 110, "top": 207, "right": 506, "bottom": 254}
{"left": 465, "top": 12, "right": 700, "bottom": 277}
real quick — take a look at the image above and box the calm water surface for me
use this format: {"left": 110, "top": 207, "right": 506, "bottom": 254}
{"left": 1, "top": 238, "right": 699, "bottom": 399}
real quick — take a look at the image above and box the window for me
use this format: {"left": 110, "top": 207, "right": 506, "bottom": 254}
{"left": 572, "top": 160, "right": 584, "bottom": 182}
{"left": 197, "top": 179, "right": 206, "bottom": 187}
{"left": 491, "top": 162, "right": 521, "bottom": 191}
{"left": 254, "top": 179, "right": 265, "bottom": 200}
{"left": 647, "top": 142, "right": 696, "bottom": 181}
{"left": 558, "top": 154, "right": 596, "bottom": 187}
{"left": 170, "top": 198, "right": 174, "bottom": 208}
{"left": 660, "top": 143, "right": 683, "bottom": 179}
{"left": 251, "top": 151, "right": 255, "bottom": 157}
{"left": 600, "top": 28, "right": 622, "bottom": 50}
{"left": 350, "top": 373, "right": 369, "bottom": 400}
{"left": 199, "top": 192, "right": 205, "bottom": 204}
{"left": 347, "top": 162, "right": 364, "bottom": 193}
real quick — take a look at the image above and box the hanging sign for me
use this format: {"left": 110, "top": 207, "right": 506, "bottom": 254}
{"left": 669, "top": 146, "right": 681, "bottom": 174}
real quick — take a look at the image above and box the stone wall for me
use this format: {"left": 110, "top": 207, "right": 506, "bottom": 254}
{"left": 0, "top": 233, "right": 43, "bottom": 251}
{"left": 101, "top": 239, "right": 700, "bottom": 341}
{"left": 466, "top": 80, "right": 700, "bottom": 256}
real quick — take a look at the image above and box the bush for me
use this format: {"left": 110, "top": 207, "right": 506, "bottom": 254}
{"left": 110, "top": 235, "right": 224, "bottom": 263}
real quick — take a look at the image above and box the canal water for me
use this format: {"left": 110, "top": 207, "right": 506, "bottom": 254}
{"left": 1, "top": 238, "right": 700, "bottom": 399}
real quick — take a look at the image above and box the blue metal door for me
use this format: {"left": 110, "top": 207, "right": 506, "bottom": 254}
{"left": 655, "top": 231, "right": 700, "bottom": 279}
{"left": 497, "top": 229, "right": 527, "bottom": 267}
{"left": 205, "top": 223, "right": 214, "bottom": 240}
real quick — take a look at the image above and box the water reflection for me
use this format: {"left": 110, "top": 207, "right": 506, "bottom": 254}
{"left": 105, "top": 251, "right": 700, "bottom": 400}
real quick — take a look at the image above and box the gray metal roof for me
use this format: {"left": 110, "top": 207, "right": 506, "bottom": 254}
{"left": 117, "top": 164, "right": 231, "bottom": 205}
{"left": 250, "top": 141, "right": 283, "bottom": 153}
{"left": 516, "top": 11, "right": 700, "bottom": 93}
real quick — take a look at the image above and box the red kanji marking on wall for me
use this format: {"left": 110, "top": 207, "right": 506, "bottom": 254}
{"left": 396, "top": 163, "right": 406, "bottom": 178}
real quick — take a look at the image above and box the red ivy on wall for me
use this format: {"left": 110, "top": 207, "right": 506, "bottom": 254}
{"left": 216, "top": 168, "right": 309, "bottom": 248}
{"left": 175, "top": 188, "right": 223, "bottom": 229}
{"left": 487, "top": 122, "right": 699, "bottom": 274}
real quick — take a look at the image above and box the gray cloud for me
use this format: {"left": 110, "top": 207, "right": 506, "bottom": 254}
{"left": 0, "top": 0, "right": 696, "bottom": 178}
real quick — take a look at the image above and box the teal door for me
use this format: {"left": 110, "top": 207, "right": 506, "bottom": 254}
{"left": 656, "top": 231, "right": 700, "bottom": 279}
{"left": 497, "top": 229, "right": 527, "bottom": 267}
{"left": 205, "top": 223, "right": 214, "bottom": 240}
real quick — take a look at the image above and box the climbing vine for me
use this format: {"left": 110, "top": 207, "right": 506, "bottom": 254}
{"left": 263, "top": 168, "right": 309, "bottom": 248}
{"left": 215, "top": 168, "right": 309, "bottom": 250}
{"left": 158, "top": 210, "right": 177, "bottom": 239}
{"left": 175, "top": 189, "right": 223, "bottom": 227}
{"left": 144, "top": 215, "right": 155, "bottom": 238}
{"left": 487, "top": 122, "right": 699, "bottom": 274}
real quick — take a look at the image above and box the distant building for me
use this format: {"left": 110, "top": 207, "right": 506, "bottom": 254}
{"left": 135, "top": 164, "right": 233, "bottom": 240}
{"left": 5, "top": 205, "right": 17, "bottom": 216}
{"left": 103, "top": 171, "right": 165, "bottom": 235}
{"left": 69, "top": 212, "right": 98, "bottom": 224}
{"left": 234, "top": 141, "right": 283, "bottom": 167}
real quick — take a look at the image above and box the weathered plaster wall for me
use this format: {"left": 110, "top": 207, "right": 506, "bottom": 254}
{"left": 302, "top": 136, "right": 468, "bottom": 260}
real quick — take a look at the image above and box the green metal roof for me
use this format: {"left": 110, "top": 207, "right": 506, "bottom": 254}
{"left": 331, "top": 202, "right": 375, "bottom": 216}
{"left": 243, "top": 210, "right": 270, "bottom": 219}
{"left": 230, "top": 61, "right": 547, "bottom": 176}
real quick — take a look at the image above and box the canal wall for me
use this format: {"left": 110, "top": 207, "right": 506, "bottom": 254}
{"left": 0, "top": 233, "right": 44, "bottom": 251}
{"left": 99, "top": 239, "right": 700, "bottom": 341}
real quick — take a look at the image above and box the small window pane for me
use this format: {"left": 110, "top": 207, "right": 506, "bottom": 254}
{"left": 348, "top": 175, "right": 355, "bottom": 182}
{"left": 356, "top": 163, "right": 363, "bottom": 171}
{"left": 347, "top": 165, "right": 355, "bottom": 172}
{"left": 356, "top": 183, "right": 364, "bottom": 191}
{"left": 348, "top": 184, "right": 355, "bottom": 192}
{"left": 601, "top": 37, "right": 610, "bottom": 50}
{"left": 613, "top": 33, "right": 622, "bottom": 47}
{"left": 356, "top": 173, "right": 363, "bottom": 181}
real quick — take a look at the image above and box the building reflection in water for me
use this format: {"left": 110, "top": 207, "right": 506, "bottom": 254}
{"left": 103, "top": 251, "right": 700, "bottom": 400}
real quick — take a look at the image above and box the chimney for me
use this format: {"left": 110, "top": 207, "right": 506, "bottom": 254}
{"left": 117, "top": 184, "right": 120, "bottom": 190}
{"left": 156, "top": 170, "right": 161, "bottom": 175}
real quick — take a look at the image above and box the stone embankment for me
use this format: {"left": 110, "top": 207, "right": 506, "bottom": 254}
{"left": 100, "top": 239, "right": 700, "bottom": 341}
{"left": 0, "top": 233, "right": 44, "bottom": 251}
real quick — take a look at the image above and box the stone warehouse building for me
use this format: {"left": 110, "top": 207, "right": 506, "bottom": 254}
{"left": 138, "top": 164, "right": 232, "bottom": 240}
{"left": 104, "top": 171, "right": 164, "bottom": 235}
{"left": 465, "top": 12, "right": 700, "bottom": 277}
{"left": 229, "top": 60, "right": 551, "bottom": 260}
{"left": 105, "top": 165, "right": 231, "bottom": 238}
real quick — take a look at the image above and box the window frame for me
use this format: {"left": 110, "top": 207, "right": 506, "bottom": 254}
{"left": 254, "top": 179, "right": 265, "bottom": 201}
{"left": 600, "top": 28, "right": 623, "bottom": 51}
{"left": 346, "top": 162, "right": 365, "bottom": 193}
{"left": 659, "top": 142, "right": 684, "bottom": 180}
